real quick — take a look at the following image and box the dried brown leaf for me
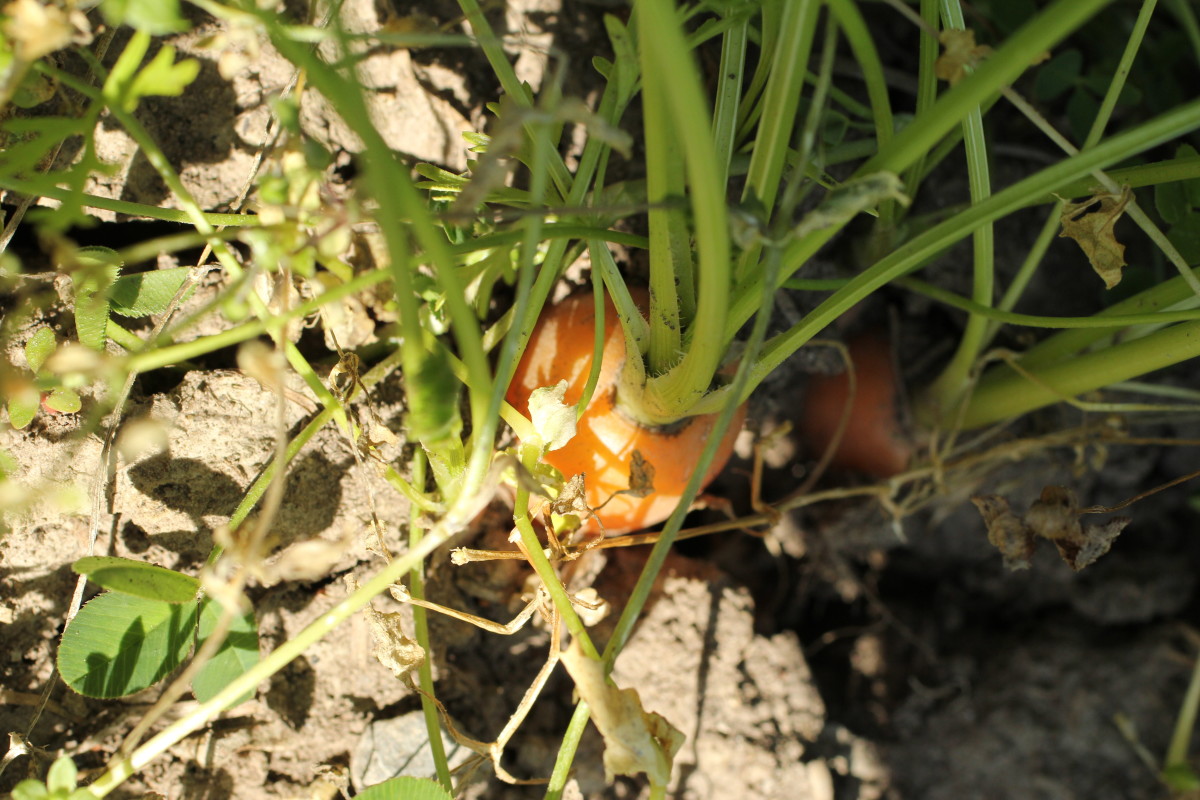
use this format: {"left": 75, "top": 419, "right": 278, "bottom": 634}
{"left": 364, "top": 604, "right": 425, "bottom": 683}
{"left": 560, "top": 640, "right": 683, "bottom": 787}
{"left": 625, "top": 450, "right": 656, "bottom": 499}
{"left": 1058, "top": 186, "right": 1132, "bottom": 289}
{"left": 972, "top": 494, "right": 1037, "bottom": 570}
{"left": 972, "top": 486, "right": 1130, "bottom": 571}
{"left": 1023, "top": 485, "right": 1082, "bottom": 541}
{"left": 553, "top": 473, "right": 592, "bottom": 518}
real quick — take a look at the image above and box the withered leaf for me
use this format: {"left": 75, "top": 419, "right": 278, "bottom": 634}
{"left": 1058, "top": 186, "right": 1132, "bottom": 289}
{"left": 1065, "top": 517, "right": 1128, "bottom": 570}
{"left": 971, "top": 494, "right": 1037, "bottom": 570}
{"left": 935, "top": 29, "right": 993, "bottom": 85}
{"left": 560, "top": 639, "right": 683, "bottom": 787}
{"left": 363, "top": 603, "right": 425, "bottom": 683}
{"left": 327, "top": 351, "right": 363, "bottom": 403}
{"left": 972, "top": 486, "right": 1130, "bottom": 571}
{"left": 625, "top": 450, "right": 656, "bottom": 499}
{"left": 358, "top": 409, "right": 399, "bottom": 451}
{"left": 553, "top": 473, "right": 592, "bottom": 518}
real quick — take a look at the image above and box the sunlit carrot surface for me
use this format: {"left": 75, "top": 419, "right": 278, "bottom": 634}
{"left": 507, "top": 289, "right": 748, "bottom": 534}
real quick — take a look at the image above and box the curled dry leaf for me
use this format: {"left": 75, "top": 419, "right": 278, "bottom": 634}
{"left": 362, "top": 601, "right": 425, "bottom": 684}
{"left": 971, "top": 494, "right": 1037, "bottom": 570}
{"left": 551, "top": 473, "right": 592, "bottom": 519}
{"left": 624, "top": 450, "right": 656, "bottom": 500}
{"left": 560, "top": 639, "right": 684, "bottom": 787}
{"left": 972, "top": 485, "right": 1130, "bottom": 571}
{"left": 1058, "top": 186, "right": 1132, "bottom": 289}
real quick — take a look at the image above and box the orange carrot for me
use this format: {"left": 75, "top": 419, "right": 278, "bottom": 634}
{"left": 507, "top": 289, "right": 747, "bottom": 533}
{"left": 798, "top": 331, "right": 912, "bottom": 479}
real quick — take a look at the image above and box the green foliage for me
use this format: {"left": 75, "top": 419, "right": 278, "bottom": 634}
{"left": 355, "top": 777, "right": 454, "bottom": 800}
{"left": 5, "top": 384, "right": 39, "bottom": 430}
{"left": 13, "top": 71, "right": 56, "bottom": 109}
{"left": 1032, "top": 47, "right": 1143, "bottom": 144}
{"left": 1163, "top": 763, "right": 1200, "bottom": 791}
{"left": 5, "top": 0, "right": 1200, "bottom": 795}
{"left": 5, "top": 327, "right": 80, "bottom": 429}
{"left": 125, "top": 45, "right": 200, "bottom": 108}
{"left": 192, "top": 598, "right": 260, "bottom": 706}
{"left": 109, "top": 266, "right": 194, "bottom": 317}
{"left": 69, "top": 246, "right": 122, "bottom": 350}
{"left": 104, "top": 31, "right": 199, "bottom": 114}
{"left": 12, "top": 755, "right": 95, "bottom": 800}
{"left": 72, "top": 556, "right": 201, "bottom": 603}
{"left": 1154, "top": 144, "right": 1200, "bottom": 264}
{"left": 24, "top": 326, "right": 56, "bottom": 373}
{"left": 60, "top": 560, "right": 260, "bottom": 702}
{"left": 58, "top": 592, "right": 199, "bottom": 698}
{"left": 42, "top": 387, "right": 81, "bottom": 414}
{"left": 0, "top": 447, "right": 17, "bottom": 478}
{"left": 406, "top": 348, "right": 461, "bottom": 445}
{"left": 67, "top": 245, "right": 193, "bottom": 349}
{"left": 100, "top": 0, "right": 189, "bottom": 36}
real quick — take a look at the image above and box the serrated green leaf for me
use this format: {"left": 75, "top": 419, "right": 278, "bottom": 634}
{"left": 44, "top": 387, "right": 81, "bottom": 414}
{"left": 45, "top": 756, "right": 78, "bottom": 793}
{"left": 24, "top": 327, "right": 57, "bottom": 373}
{"left": 73, "top": 556, "right": 200, "bottom": 603}
{"left": 192, "top": 597, "right": 260, "bottom": 705}
{"left": 58, "top": 592, "right": 198, "bottom": 698}
{"left": 109, "top": 267, "right": 192, "bottom": 316}
{"left": 356, "top": 777, "right": 453, "bottom": 800}
{"left": 70, "top": 249, "right": 122, "bottom": 350}
{"left": 75, "top": 246, "right": 123, "bottom": 267}
{"left": 100, "top": 0, "right": 189, "bottom": 35}
{"left": 0, "top": 119, "right": 87, "bottom": 194}
{"left": 124, "top": 46, "right": 200, "bottom": 110}
{"left": 7, "top": 387, "right": 40, "bottom": 429}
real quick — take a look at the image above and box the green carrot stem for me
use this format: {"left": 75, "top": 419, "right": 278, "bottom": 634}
{"left": 956, "top": 320, "right": 1200, "bottom": 429}
{"left": 618, "top": 0, "right": 730, "bottom": 425}
{"left": 922, "top": 0, "right": 995, "bottom": 417}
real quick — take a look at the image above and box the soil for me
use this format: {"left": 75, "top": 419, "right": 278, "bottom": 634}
{"left": 3, "top": 2, "right": 1199, "bottom": 799}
